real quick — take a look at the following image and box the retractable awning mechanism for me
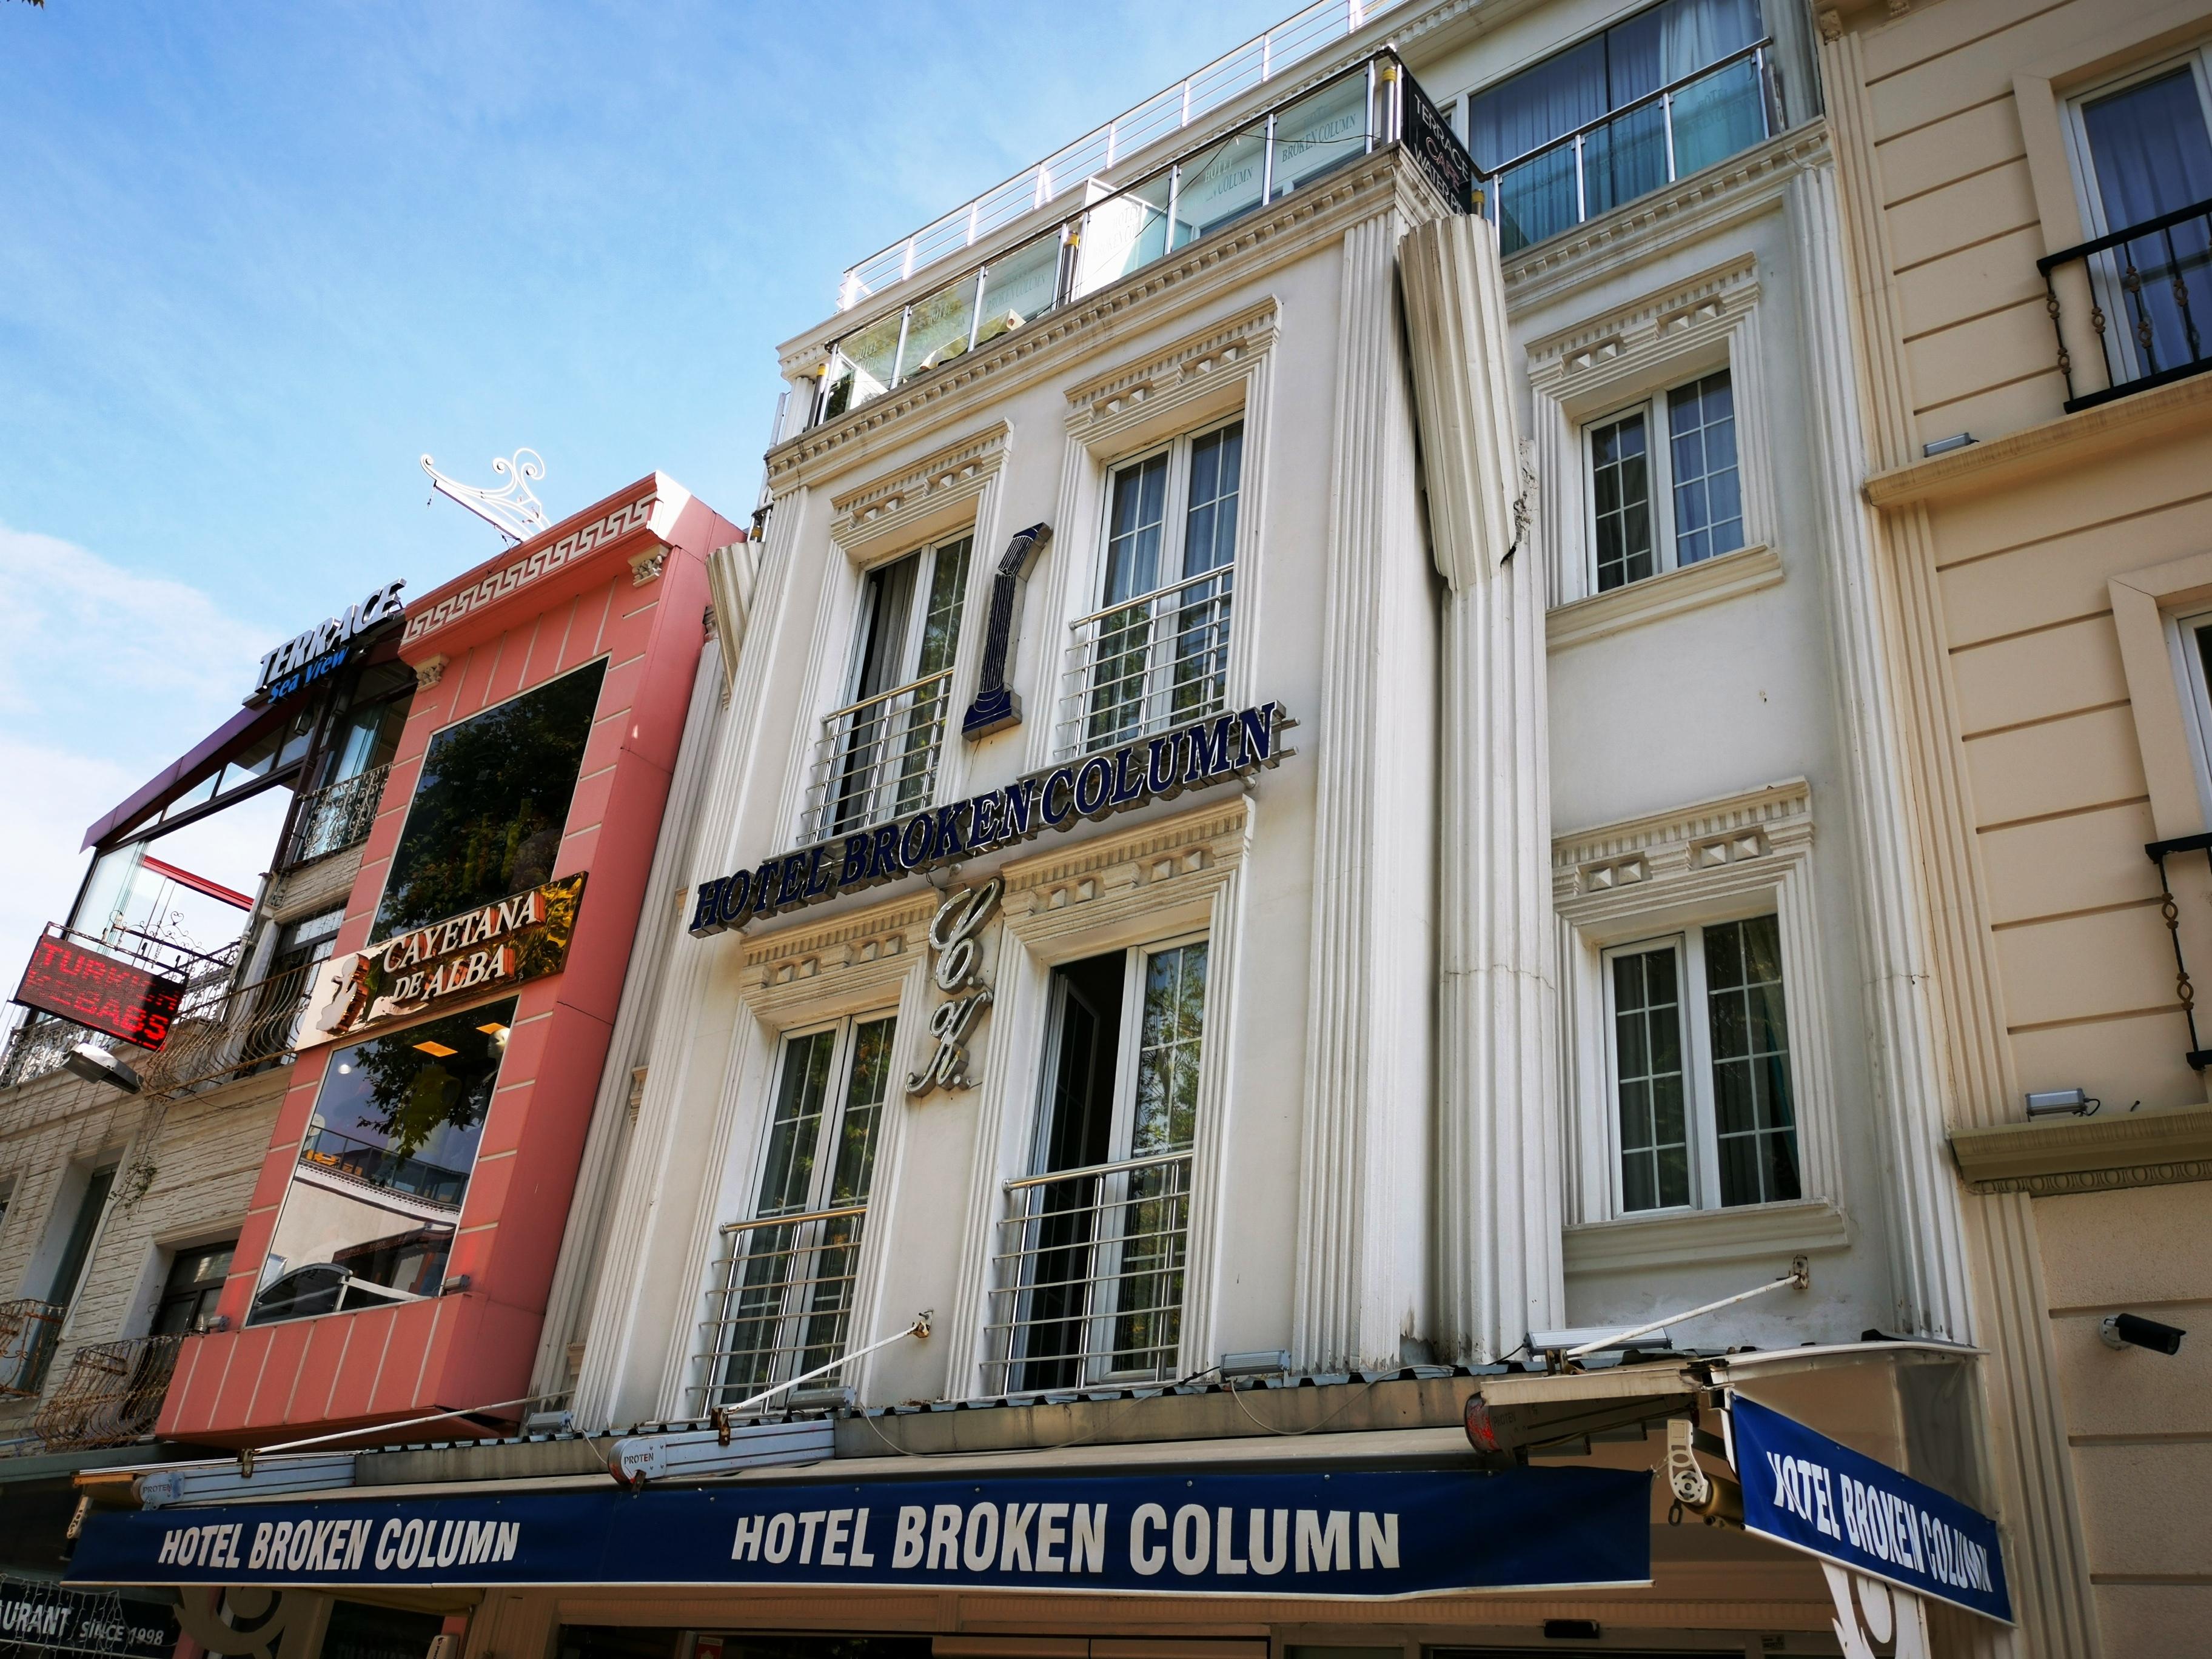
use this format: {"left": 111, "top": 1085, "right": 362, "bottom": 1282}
{"left": 608, "top": 1312, "right": 931, "bottom": 1489}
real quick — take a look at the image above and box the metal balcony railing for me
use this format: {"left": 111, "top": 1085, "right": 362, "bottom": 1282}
{"left": 284, "top": 762, "right": 391, "bottom": 869}
{"left": 1485, "top": 39, "right": 1774, "bottom": 255}
{"left": 1055, "top": 567, "right": 1235, "bottom": 760}
{"left": 802, "top": 669, "right": 956, "bottom": 843}
{"left": 2148, "top": 831, "right": 2212, "bottom": 1071}
{"left": 811, "top": 49, "right": 1475, "bottom": 429}
{"left": 837, "top": 0, "right": 1413, "bottom": 307}
{"left": 2040, "top": 193, "right": 2212, "bottom": 413}
{"left": 984, "top": 1148, "right": 1193, "bottom": 1395}
{"left": 31, "top": 1333, "right": 185, "bottom": 1450}
{"left": 0, "top": 1300, "right": 65, "bottom": 1399}
{"left": 693, "top": 1203, "right": 868, "bottom": 1413}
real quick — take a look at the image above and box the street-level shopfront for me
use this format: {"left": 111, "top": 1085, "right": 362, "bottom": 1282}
{"left": 70, "top": 1344, "right": 2009, "bottom": 1656}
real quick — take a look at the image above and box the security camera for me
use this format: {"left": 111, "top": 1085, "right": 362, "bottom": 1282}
{"left": 62, "top": 1043, "right": 142, "bottom": 1094}
{"left": 2102, "top": 1313, "right": 2185, "bottom": 1355}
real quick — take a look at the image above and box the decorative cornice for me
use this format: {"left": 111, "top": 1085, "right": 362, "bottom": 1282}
{"left": 1062, "top": 301, "right": 1281, "bottom": 442}
{"left": 766, "top": 153, "right": 1439, "bottom": 495}
{"left": 1862, "top": 369, "right": 2212, "bottom": 510}
{"left": 402, "top": 490, "right": 661, "bottom": 648}
{"left": 1000, "top": 797, "right": 1252, "bottom": 941}
{"left": 1526, "top": 253, "right": 1760, "bottom": 397}
{"left": 1503, "top": 126, "right": 1831, "bottom": 313}
{"left": 829, "top": 423, "right": 1009, "bottom": 551}
{"left": 1547, "top": 542, "right": 1782, "bottom": 651}
{"left": 1553, "top": 777, "right": 1813, "bottom": 902}
{"left": 1950, "top": 1104, "right": 2212, "bottom": 1196}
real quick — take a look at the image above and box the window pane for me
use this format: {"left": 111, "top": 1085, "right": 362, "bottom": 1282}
{"left": 1132, "top": 941, "right": 1208, "bottom": 1155}
{"left": 1172, "top": 129, "right": 1267, "bottom": 245}
{"left": 837, "top": 311, "right": 903, "bottom": 411}
{"left": 1074, "top": 172, "right": 1173, "bottom": 301}
{"left": 1669, "top": 55, "right": 1768, "bottom": 181}
{"left": 1104, "top": 455, "right": 1169, "bottom": 602}
{"left": 1272, "top": 74, "right": 1370, "bottom": 199}
{"left": 1706, "top": 916, "right": 1800, "bottom": 1207}
{"left": 915, "top": 537, "right": 972, "bottom": 681}
{"left": 2080, "top": 70, "right": 2212, "bottom": 381}
{"left": 250, "top": 997, "right": 517, "bottom": 1326}
{"left": 1583, "top": 100, "right": 1669, "bottom": 217}
{"left": 755, "top": 1030, "right": 837, "bottom": 1218}
{"left": 374, "top": 660, "right": 607, "bottom": 936}
{"left": 1667, "top": 370, "right": 1744, "bottom": 566}
{"left": 1612, "top": 945, "right": 1689, "bottom": 1210}
{"left": 977, "top": 233, "right": 1062, "bottom": 350}
{"left": 1495, "top": 143, "right": 1581, "bottom": 255}
{"left": 1466, "top": 33, "right": 1606, "bottom": 171}
{"left": 896, "top": 278, "right": 979, "bottom": 383}
{"left": 1182, "top": 424, "right": 1243, "bottom": 577}
{"left": 1592, "top": 411, "right": 1655, "bottom": 591}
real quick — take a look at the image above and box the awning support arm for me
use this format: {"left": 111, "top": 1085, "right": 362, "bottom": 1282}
{"left": 1563, "top": 1256, "right": 1809, "bottom": 1361}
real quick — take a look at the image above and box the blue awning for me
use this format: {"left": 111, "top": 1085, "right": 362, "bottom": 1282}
{"left": 70, "top": 1467, "right": 1649, "bottom": 1597}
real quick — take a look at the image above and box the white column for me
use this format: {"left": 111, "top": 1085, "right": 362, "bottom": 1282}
{"left": 1399, "top": 212, "right": 1564, "bottom": 1362}
{"left": 1293, "top": 207, "right": 1438, "bottom": 1371}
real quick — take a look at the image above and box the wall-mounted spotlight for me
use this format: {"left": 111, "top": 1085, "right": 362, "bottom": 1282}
{"left": 1220, "top": 1349, "right": 1292, "bottom": 1381}
{"left": 62, "top": 1043, "right": 142, "bottom": 1094}
{"left": 2102, "top": 1313, "right": 2185, "bottom": 1355}
{"left": 2025, "top": 1088, "right": 2098, "bottom": 1118}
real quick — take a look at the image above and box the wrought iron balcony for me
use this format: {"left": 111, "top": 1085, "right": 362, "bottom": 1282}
{"left": 284, "top": 761, "right": 392, "bottom": 869}
{"left": 800, "top": 668, "right": 956, "bottom": 843}
{"left": 1055, "top": 566, "right": 1234, "bottom": 760}
{"left": 2041, "top": 195, "right": 2212, "bottom": 412}
{"left": 2148, "top": 831, "right": 2212, "bottom": 1071}
{"left": 693, "top": 1202, "right": 868, "bottom": 1415}
{"left": 811, "top": 48, "right": 1475, "bottom": 429}
{"left": 0, "top": 1299, "right": 65, "bottom": 1399}
{"left": 31, "top": 1333, "right": 185, "bottom": 1450}
{"left": 984, "top": 1148, "right": 1193, "bottom": 1395}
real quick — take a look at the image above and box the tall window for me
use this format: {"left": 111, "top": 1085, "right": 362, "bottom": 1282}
{"left": 1467, "top": 0, "right": 1767, "bottom": 253}
{"left": 2071, "top": 57, "right": 2212, "bottom": 387}
{"left": 994, "top": 937, "right": 1209, "bottom": 1390}
{"left": 1587, "top": 368, "right": 1743, "bottom": 592}
{"left": 1606, "top": 914, "right": 1798, "bottom": 1213}
{"left": 705, "top": 1014, "right": 896, "bottom": 1405}
{"left": 1068, "top": 421, "right": 1242, "bottom": 757}
{"left": 817, "top": 537, "right": 971, "bottom": 839}
{"left": 45, "top": 1164, "right": 116, "bottom": 1314}
{"left": 249, "top": 999, "right": 517, "bottom": 1326}
{"left": 374, "top": 659, "right": 606, "bottom": 936}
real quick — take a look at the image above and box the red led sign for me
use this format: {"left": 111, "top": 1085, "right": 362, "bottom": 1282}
{"left": 12, "top": 935, "right": 184, "bottom": 1050}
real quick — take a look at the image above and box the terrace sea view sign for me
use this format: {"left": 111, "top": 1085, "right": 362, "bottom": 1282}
{"left": 251, "top": 578, "right": 407, "bottom": 705}
{"left": 691, "top": 701, "right": 1290, "bottom": 936}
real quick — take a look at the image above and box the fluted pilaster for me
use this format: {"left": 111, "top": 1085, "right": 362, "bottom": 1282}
{"left": 1293, "top": 207, "right": 1435, "bottom": 1370}
{"left": 1400, "top": 212, "right": 1563, "bottom": 1362}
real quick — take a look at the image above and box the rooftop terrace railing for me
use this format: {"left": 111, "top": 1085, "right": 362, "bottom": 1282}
{"left": 2040, "top": 193, "right": 2212, "bottom": 413}
{"left": 808, "top": 49, "right": 1476, "bottom": 432}
{"left": 837, "top": 0, "right": 1410, "bottom": 309}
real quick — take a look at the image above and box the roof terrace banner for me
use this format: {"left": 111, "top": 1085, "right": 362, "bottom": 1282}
{"left": 72, "top": 1468, "right": 1650, "bottom": 1597}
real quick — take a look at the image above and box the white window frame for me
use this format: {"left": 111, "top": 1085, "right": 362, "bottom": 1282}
{"left": 705, "top": 1007, "right": 900, "bottom": 1405}
{"left": 2167, "top": 606, "right": 2212, "bottom": 827}
{"left": 1581, "top": 367, "right": 1746, "bottom": 595}
{"left": 1057, "top": 419, "right": 1245, "bottom": 760}
{"left": 1008, "top": 926, "right": 1213, "bottom": 1387}
{"left": 840, "top": 534, "right": 974, "bottom": 707}
{"left": 1600, "top": 914, "right": 1800, "bottom": 1218}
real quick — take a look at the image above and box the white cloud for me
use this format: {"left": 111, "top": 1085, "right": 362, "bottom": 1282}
{"left": 0, "top": 523, "right": 278, "bottom": 969}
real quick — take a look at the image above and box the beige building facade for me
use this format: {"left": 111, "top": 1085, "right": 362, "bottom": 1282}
{"left": 1818, "top": 0, "right": 2212, "bottom": 1650}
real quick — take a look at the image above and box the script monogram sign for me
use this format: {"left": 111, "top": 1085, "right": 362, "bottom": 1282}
{"left": 907, "top": 877, "right": 1001, "bottom": 1097}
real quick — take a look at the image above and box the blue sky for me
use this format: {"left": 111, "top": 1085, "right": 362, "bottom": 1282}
{"left": 0, "top": 0, "right": 1290, "bottom": 959}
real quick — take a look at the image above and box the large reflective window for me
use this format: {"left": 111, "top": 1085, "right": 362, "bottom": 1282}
{"left": 249, "top": 997, "right": 517, "bottom": 1326}
{"left": 1270, "top": 74, "right": 1369, "bottom": 199}
{"left": 374, "top": 659, "right": 606, "bottom": 937}
{"left": 1173, "top": 129, "right": 1266, "bottom": 246}
{"left": 976, "top": 236, "right": 1062, "bottom": 349}
{"left": 1073, "top": 174, "right": 1172, "bottom": 300}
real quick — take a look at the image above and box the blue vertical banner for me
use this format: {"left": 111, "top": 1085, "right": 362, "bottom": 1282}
{"left": 1730, "top": 1395, "right": 2011, "bottom": 1624}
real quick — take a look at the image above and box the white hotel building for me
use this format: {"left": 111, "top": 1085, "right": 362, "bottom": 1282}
{"left": 73, "top": 2, "right": 2052, "bottom": 1657}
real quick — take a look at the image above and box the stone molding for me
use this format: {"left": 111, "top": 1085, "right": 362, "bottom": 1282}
{"left": 401, "top": 491, "right": 660, "bottom": 648}
{"left": 999, "top": 795, "right": 1252, "bottom": 945}
{"left": 1546, "top": 542, "right": 1782, "bottom": 651}
{"left": 1061, "top": 301, "right": 1281, "bottom": 450}
{"left": 1950, "top": 1105, "right": 2212, "bottom": 1198}
{"left": 735, "top": 893, "right": 939, "bottom": 1027}
{"left": 829, "top": 423, "right": 1010, "bottom": 557}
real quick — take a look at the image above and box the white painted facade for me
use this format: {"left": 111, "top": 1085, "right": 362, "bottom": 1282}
{"left": 565, "top": 0, "right": 1967, "bottom": 1441}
